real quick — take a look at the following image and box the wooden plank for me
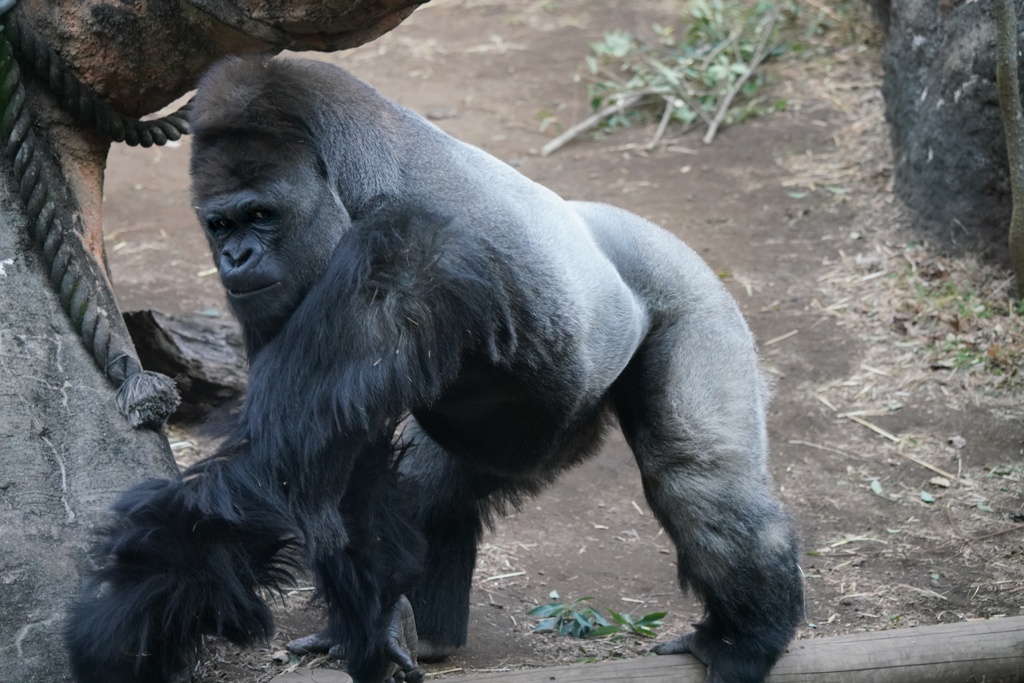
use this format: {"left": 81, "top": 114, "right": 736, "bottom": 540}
{"left": 274, "top": 616, "right": 1024, "bottom": 683}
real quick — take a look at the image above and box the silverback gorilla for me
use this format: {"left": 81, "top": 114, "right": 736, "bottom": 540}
{"left": 67, "top": 56, "right": 803, "bottom": 683}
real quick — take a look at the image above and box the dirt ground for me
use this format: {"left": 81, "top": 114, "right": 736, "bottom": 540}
{"left": 101, "top": 1, "right": 1024, "bottom": 680}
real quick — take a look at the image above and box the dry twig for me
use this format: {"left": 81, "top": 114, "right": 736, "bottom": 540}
{"left": 541, "top": 92, "right": 648, "bottom": 157}
{"left": 703, "top": 6, "right": 780, "bottom": 144}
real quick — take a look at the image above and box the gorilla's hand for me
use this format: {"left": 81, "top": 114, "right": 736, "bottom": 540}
{"left": 287, "top": 595, "right": 423, "bottom": 683}
{"left": 384, "top": 595, "right": 423, "bottom": 683}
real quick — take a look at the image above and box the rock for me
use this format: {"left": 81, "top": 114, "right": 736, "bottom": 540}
{"left": 15, "top": 0, "right": 427, "bottom": 115}
{"left": 879, "top": 0, "right": 1012, "bottom": 250}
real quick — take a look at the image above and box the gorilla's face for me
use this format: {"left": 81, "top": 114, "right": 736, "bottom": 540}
{"left": 191, "top": 136, "right": 347, "bottom": 348}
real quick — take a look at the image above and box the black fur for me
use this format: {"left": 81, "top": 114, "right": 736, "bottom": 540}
{"left": 65, "top": 469, "right": 299, "bottom": 683}
{"left": 302, "top": 432, "right": 426, "bottom": 682}
{"left": 67, "top": 55, "right": 804, "bottom": 683}
{"left": 67, "top": 424, "right": 423, "bottom": 682}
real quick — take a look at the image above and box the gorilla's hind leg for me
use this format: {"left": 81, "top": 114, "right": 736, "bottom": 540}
{"left": 613, "top": 319, "right": 803, "bottom": 683}
{"left": 408, "top": 500, "right": 483, "bottom": 661}
{"left": 397, "top": 425, "right": 506, "bottom": 661}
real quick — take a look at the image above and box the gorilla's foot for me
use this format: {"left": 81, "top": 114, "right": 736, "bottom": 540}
{"left": 287, "top": 629, "right": 340, "bottom": 658}
{"left": 651, "top": 631, "right": 699, "bottom": 657}
{"left": 653, "top": 630, "right": 782, "bottom": 683}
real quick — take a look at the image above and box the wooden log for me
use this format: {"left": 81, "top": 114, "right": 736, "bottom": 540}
{"left": 274, "top": 617, "right": 1024, "bottom": 683}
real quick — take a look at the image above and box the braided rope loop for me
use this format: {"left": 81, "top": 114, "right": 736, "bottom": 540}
{"left": 3, "top": 16, "right": 191, "bottom": 147}
{"left": 0, "top": 23, "right": 180, "bottom": 427}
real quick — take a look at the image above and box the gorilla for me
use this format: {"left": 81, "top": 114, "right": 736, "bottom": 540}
{"left": 66, "top": 56, "right": 803, "bottom": 683}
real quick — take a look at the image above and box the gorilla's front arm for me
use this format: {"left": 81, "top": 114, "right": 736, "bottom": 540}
{"left": 240, "top": 208, "right": 507, "bottom": 491}
{"left": 239, "top": 208, "right": 524, "bottom": 682}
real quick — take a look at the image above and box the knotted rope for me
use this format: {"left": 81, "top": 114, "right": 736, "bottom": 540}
{"left": 2, "top": 16, "right": 192, "bottom": 147}
{"left": 0, "top": 12, "right": 186, "bottom": 427}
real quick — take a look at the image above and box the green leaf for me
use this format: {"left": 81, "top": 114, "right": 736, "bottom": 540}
{"left": 648, "top": 57, "right": 683, "bottom": 87}
{"left": 706, "top": 63, "right": 729, "bottom": 82}
{"left": 689, "top": 0, "right": 711, "bottom": 20}
{"left": 672, "top": 106, "right": 699, "bottom": 125}
{"left": 870, "top": 479, "right": 884, "bottom": 496}
{"left": 637, "top": 611, "right": 668, "bottom": 626}
{"left": 587, "top": 625, "right": 621, "bottom": 638}
{"left": 532, "top": 617, "right": 559, "bottom": 633}
{"left": 529, "top": 603, "right": 565, "bottom": 617}
{"left": 920, "top": 491, "right": 936, "bottom": 504}
{"left": 606, "top": 607, "right": 627, "bottom": 625}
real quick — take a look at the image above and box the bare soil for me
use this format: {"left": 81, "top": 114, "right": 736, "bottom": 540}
{"left": 101, "top": 1, "right": 1024, "bottom": 680}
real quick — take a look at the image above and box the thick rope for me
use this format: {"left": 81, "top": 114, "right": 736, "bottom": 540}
{"left": 2, "top": 16, "right": 191, "bottom": 147}
{"left": 0, "top": 21, "right": 180, "bottom": 428}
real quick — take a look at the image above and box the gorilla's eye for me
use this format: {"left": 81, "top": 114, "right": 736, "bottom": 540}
{"left": 209, "top": 217, "right": 232, "bottom": 234}
{"left": 251, "top": 208, "right": 273, "bottom": 223}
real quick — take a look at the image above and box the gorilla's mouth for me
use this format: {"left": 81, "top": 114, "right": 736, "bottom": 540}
{"left": 228, "top": 282, "right": 280, "bottom": 299}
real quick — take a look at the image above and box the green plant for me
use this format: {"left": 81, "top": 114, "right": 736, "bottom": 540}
{"left": 584, "top": 0, "right": 788, "bottom": 144}
{"left": 605, "top": 607, "right": 667, "bottom": 638}
{"left": 529, "top": 593, "right": 612, "bottom": 638}
{"left": 902, "top": 272, "right": 1024, "bottom": 381}
{"left": 529, "top": 591, "right": 667, "bottom": 639}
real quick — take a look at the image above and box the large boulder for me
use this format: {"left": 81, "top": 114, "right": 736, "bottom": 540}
{"left": 0, "top": 174, "right": 180, "bottom": 683}
{"left": 17, "top": 0, "right": 428, "bottom": 115}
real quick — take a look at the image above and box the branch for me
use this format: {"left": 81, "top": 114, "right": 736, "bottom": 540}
{"left": 645, "top": 96, "right": 675, "bottom": 151}
{"left": 702, "top": 6, "right": 780, "bottom": 145}
{"left": 540, "top": 92, "right": 649, "bottom": 157}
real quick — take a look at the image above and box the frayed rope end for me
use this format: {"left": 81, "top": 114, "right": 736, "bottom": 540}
{"left": 114, "top": 370, "right": 181, "bottom": 429}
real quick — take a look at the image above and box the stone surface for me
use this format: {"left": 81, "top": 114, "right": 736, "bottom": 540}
{"left": 0, "top": 164, "right": 178, "bottom": 681}
{"left": 15, "top": 0, "right": 428, "bottom": 115}
{"left": 881, "top": 0, "right": 1013, "bottom": 249}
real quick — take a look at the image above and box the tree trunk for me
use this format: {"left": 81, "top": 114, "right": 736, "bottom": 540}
{"left": 995, "top": 0, "right": 1024, "bottom": 295}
